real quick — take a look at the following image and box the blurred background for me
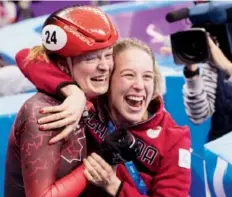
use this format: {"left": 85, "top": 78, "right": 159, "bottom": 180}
{"left": 0, "top": 1, "right": 229, "bottom": 197}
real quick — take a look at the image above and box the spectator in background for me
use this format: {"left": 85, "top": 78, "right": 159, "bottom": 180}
{"left": 183, "top": 35, "right": 232, "bottom": 141}
{"left": 0, "top": 1, "right": 17, "bottom": 27}
{"left": 15, "top": 0, "right": 34, "bottom": 20}
{"left": 0, "top": 55, "right": 35, "bottom": 96}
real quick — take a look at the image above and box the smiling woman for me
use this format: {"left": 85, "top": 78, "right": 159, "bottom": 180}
{"left": 108, "top": 38, "right": 162, "bottom": 126}
{"left": 76, "top": 38, "right": 191, "bottom": 197}
{"left": 70, "top": 47, "right": 114, "bottom": 98}
{"left": 4, "top": 5, "right": 118, "bottom": 197}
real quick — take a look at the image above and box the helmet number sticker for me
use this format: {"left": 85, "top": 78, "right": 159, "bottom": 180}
{"left": 45, "top": 31, "right": 57, "bottom": 44}
{"left": 42, "top": 24, "right": 67, "bottom": 51}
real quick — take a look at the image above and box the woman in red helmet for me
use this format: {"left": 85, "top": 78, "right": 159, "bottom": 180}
{"left": 4, "top": 5, "right": 118, "bottom": 197}
{"left": 16, "top": 5, "right": 118, "bottom": 144}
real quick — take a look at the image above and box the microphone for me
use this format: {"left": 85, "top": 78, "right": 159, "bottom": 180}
{"left": 166, "top": 8, "right": 189, "bottom": 23}
{"left": 166, "top": 2, "right": 232, "bottom": 24}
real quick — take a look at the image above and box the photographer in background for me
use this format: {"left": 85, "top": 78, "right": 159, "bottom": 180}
{"left": 167, "top": 1, "right": 232, "bottom": 142}
{"left": 183, "top": 35, "right": 232, "bottom": 141}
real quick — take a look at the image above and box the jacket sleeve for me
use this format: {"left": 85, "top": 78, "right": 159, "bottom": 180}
{"left": 182, "top": 63, "right": 218, "bottom": 124}
{"left": 19, "top": 99, "right": 87, "bottom": 197}
{"left": 117, "top": 126, "right": 191, "bottom": 197}
{"left": 15, "top": 48, "right": 74, "bottom": 96}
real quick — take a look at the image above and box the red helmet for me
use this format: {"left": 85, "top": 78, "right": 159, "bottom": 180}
{"left": 41, "top": 6, "right": 118, "bottom": 57}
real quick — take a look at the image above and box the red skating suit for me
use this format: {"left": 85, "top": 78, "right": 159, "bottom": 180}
{"left": 4, "top": 92, "right": 88, "bottom": 197}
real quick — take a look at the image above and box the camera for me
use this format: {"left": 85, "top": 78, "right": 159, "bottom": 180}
{"left": 166, "top": 2, "right": 232, "bottom": 65}
{"left": 171, "top": 28, "right": 209, "bottom": 65}
{"left": 98, "top": 128, "right": 139, "bottom": 165}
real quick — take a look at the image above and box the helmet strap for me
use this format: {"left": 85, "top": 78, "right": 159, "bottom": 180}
{"left": 66, "top": 57, "right": 74, "bottom": 79}
{"left": 67, "top": 57, "right": 83, "bottom": 90}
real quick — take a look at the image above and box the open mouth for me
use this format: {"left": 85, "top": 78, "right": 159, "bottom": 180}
{"left": 90, "top": 76, "right": 107, "bottom": 82}
{"left": 125, "top": 95, "right": 144, "bottom": 108}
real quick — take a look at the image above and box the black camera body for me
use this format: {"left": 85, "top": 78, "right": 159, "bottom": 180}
{"left": 167, "top": 2, "right": 232, "bottom": 65}
{"left": 98, "top": 128, "right": 140, "bottom": 165}
{"left": 171, "top": 28, "right": 209, "bottom": 65}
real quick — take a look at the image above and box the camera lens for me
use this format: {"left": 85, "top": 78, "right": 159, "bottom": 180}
{"left": 181, "top": 39, "right": 205, "bottom": 61}
{"left": 171, "top": 29, "right": 209, "bottom": 64}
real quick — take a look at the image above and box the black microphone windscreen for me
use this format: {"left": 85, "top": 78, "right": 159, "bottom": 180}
{"left": 166, "top": 8, "right": 189, "bottom": 23}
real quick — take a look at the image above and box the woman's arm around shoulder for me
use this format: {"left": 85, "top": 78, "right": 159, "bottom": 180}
{"left": 15, "top": 48, "right": 74, "bottom": 96}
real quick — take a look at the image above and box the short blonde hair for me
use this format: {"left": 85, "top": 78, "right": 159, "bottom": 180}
{"left": 113, "top": 38, "right": 163, "bottom": 97}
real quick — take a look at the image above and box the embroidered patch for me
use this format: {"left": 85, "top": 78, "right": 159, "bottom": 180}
{"left": 146, "top": 127, "right": 161, "bottom": 139}
{"left": 178, "top": 148, "right": 191, "bottom": 169}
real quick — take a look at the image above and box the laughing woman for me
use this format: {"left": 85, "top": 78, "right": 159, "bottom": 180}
{"left": 82, "top": 38, "right": 191, "bottom": 197}
{"left": 17, "top": 37, "right": 191, "bottom": 197}
{"left": 4, "top": 5, "right": 118, "bottom": 197}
